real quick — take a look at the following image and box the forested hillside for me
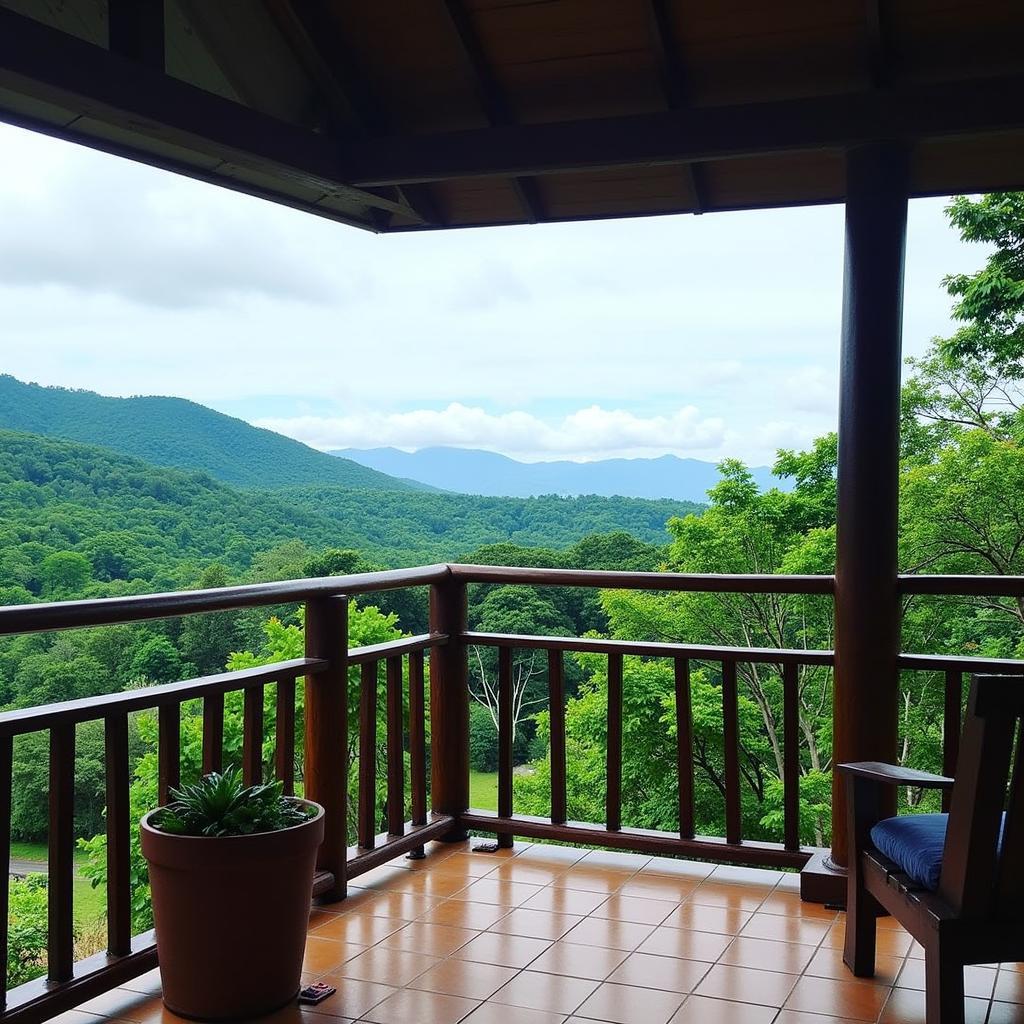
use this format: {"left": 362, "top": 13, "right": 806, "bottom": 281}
{"left": 0, "top": 375, "right": 413, "bottom": 491}
{"left": 0, "top": 429, "right": 698, "bottom": 604}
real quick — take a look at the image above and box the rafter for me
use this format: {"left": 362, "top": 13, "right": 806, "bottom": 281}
{"left": 107, "top": 0, "right": 164, "bottom": 70}
{"left": 865, "top": 0, "right": 891, "bottom": 88}
{"left": 341, "top": 74, "right": 1024, "bottom": 187}
{"left": 647, "top": 0, "right": 706, "bottom": 214}
{"left": 265, "top": 0, "right": 443, "bottom": 227}
{"left": 440, "top": 0, "right": 544, "bottom": 224}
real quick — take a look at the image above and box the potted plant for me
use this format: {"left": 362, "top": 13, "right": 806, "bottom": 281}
{"left": 140, "top": 768, "right": 324, "bottom": 1021}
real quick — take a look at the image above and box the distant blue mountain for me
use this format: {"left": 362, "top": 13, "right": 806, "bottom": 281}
{"left": 330, "top": 447, "right": 782, "bottom": 502}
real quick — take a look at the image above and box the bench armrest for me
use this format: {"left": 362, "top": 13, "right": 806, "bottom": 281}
{"left": 838, "top": 761, "right": 954, "bottom": 789}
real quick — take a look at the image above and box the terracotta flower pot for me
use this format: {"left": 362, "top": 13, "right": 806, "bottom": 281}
{"left": 140, "top": 801, "right": 325, "bottom": 1021}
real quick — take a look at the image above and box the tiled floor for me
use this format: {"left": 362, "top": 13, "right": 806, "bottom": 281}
{"left": 64, "top": 840, "right": 1023, "bottom": 1024}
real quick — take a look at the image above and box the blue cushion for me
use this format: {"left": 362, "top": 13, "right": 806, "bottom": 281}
{"left": 870, "top": 812, "right": 1007, "bottom": 891}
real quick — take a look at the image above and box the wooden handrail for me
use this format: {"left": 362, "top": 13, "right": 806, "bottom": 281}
{"left": 0, "top": 659, "right": 325, "bottom": 737}
{"left": 463, "top": 631, "right": 835, "bottom": 666}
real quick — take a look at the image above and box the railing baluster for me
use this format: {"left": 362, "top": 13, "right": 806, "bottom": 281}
{"left": 202, "top": 692, "right": 224, "bottom": 775}
{"left": 158, "top": 702, "right": 180, "bottom": 805}
{"left": 358, "top": 661, "right": 378, "bottom": 849}
{"left": 386, "top": 656, "right": 405, "bottom": 837}
{"left": 722, "top": 660, "right": 742, "bottom": 845}
{"left": 607, "top": 652, "right": 623, "bottom": 832}
{"left": 548, "top": 649, "right": 567, "bottom": 825}
{"left": 675, "top": 657, "right": 694, "bottom": 840}
{"left": 242, "top": 684, "right": 264, "bottom": 786}
{"left": 0, "top": 734, "right": 11, "bottom": 1008}
{"left": 275, "top": 677, "right": 296, "bottom": 795}
{"left": 943, "top": 668, "right": 962, "bottom": 812}
{"left": 105, "top": 714, "right": 132, "bottom": 957}
{"left": 497, "top": 646, "right": 514, "bottom": 847}
{"left": 783, "top": 662, "right": 800, "bottom": 852}
{"left": 48, "top": 723, "right": 75, "bottom": 983}
{"left": 408, "top": 650, "right": 427, "bottom": 858}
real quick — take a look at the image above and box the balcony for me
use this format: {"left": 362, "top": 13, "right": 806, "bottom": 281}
{"left": 61, "top": 840, "right": 1024, "bottom": 1024}
{"left": 0, "top": 564, "right": 1021, "bottom": 1022}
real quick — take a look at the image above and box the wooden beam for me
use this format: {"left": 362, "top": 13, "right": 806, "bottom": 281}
{"left": 864, "top": 0, "right": 891, "bottom": 89}
{"left": 647, "top": 0, "right": 706, "bottom": 213}
{"left": 440, "top": 0, "right": 544, "bottom": 223}
{"left": 342, "top": 74, "right": 1024, "bottom": 186}
{"left": 831, "top": 143, "right": 908, "bottom": 868}
{"left": 266, "top": 0, "right": 443, "bottom": 227}
{"left": 0, "top": 7, "right": 407, "bottom": 226}
{"left": 107, "top": 0, "right": 164, "bottom": 71}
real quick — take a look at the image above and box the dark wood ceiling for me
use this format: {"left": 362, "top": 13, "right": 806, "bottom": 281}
{"left": 0, "top": 0, "right": 1022, "bottom": 233}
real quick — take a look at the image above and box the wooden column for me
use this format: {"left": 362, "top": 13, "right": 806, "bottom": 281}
{"left": 304, "top": 595, "right": 349, "bottom": 901}
{"left": 831, "top": 143, "right": 908, "bottom": 869}
{"left": 429, "top": 574, "right": 470, "bottom": 840}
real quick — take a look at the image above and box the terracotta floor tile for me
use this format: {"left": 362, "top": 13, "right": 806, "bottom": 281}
{"left": 719, "top": 936, "right": 817, "bottom": 975}
{"left": 529, "top": 940, "right": 631, "bottom": 981}
{"left": 384, "top": 871, "right": 471, "bottom": 898}
{"left": 580, "top": 850, "right": 651, "bottom": 872}
{"left": 352, "top": 865, "right": 411, "bottom": 891}
{"left": 662, "top": 903, "right": 753, "bottom": 935}
{"left": 774, "top": 1011, "right": 863, "bottom": 1024}
{"left": 739, "top": 912, "right": 832, "bottom": 945}
{"left": 759, "top": 891, "right": 840, "bottom": 921}
{"left": 118, "top": 968, "right": 163, "bottom": 996}
{"left": 460, "top": 1002, "right": 567, "bottom": 1024}
{"left": 425, "top": 899, "right": 511, "bottom": 930}
{"left": 453, "top": 878, "right": 546, "bottom": 906}
{"left": 574, "top": 981, "right": 685, "bottom": 1024}
{"left": 668, "top": 994, "right": 778, "bottom": 1023}
{"left": 996, "top": 970, "right": 1024, "bottom": 1003}
{"left": 878, "top": 987, "right": 991, "bottom": 1024}
{"left": 304, "top": 976, "right": 398, "bottom": 1019}
{"left": 783, "top": 974, "right": 891, "bottom": 1021}
{"left": 561, "top": 916, "right": 655, "bottom": 951}
{"left": 408, "top": 959, "right": 519, "bottom": 1000}
{"left": 489, "top": 860, "right": 570, "bottom": 884}
{"left": 435, "top": 852, "right": 503, "bottom": 877}
{"left": 695, "top": 964, "right": 798, "bottom": 1008}
{"left": 606, "top": 952, "right": 711, "bottom": 992}
{"left": 987, "top": 1001, "right": 1024, "bottom": 1024}
{"left": 488, "top": 908, "right": 584, "bottom": 940}
{"left": 380, "top": 920, "right": 479, "bottom": 956}
{"left": 361, "top": 987, "right": 480, "bottom": 1024}
{"left": 78, "top": 989, "right": 156, "bottom": 1021}
{"left": 823, "top": 920, "right": 912, "bottom": 958}
{"left": 637, "top": 927, "right": 733, "bottom": 962}
{"left": 643, "top": 857, "right": 715, "bottom": 881}
{"left": 806, "top": 945, "right": 904, "bottom": 985}
{"left": 617, "top": 875, "right": 700, "bottom": 901}
{"left": 551, "top": 866, "right": 633, "bottom": 894}
{"left": 492, "top": 969, "right": 599, "bottom": 1015}
{"left": 311, "top": 911, "right": 403, "bottom": 945}
{"left": 516, "top": 843, "right": 586, "bottom": 866}
{"left": 50, "top": 1012, "right": 119, "bottom": 1024}
{"left": 521, "top": 886, "right": 609, "bottom": 915}
{"left": 687, "top": 882, "right": 768, "bottom": 912}
{"left": 303, "top": 936, "right": 366, "bottom": 974}
{"left": 452, "top": 931, "right": 552, "bottom": 968}
{"left": 360, "top": 890, "right": 444, "bottom": 921}
{"left": 708, "top": 865, "right": 784, "bottom": 889}
{"left": 593, "top": 894, "right": 678, "bottom": 925}
{"left": 337, "top": 946, "right": 440, "bottom": 986}
{"left": 325, "top": 888, "right": 384, "bottom": 916}
{"left": 897, "top": 959, "right": 997, "bottom": 1000}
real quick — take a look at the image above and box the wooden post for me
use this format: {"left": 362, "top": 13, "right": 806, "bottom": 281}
{"left": 830, "top": 143, "right": 908, "bottom": 869}
{"left": 429, "top": 574, "right": 470, "bottom": 840}
{"left": 304, "top": 595, "right": 349, "bottom": 901}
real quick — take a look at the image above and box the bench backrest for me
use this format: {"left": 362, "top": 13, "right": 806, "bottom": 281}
{"left": 938, "top": 674, "right": 1024, "bottom": 919}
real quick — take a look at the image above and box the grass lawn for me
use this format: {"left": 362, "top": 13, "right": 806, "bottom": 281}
{"left": 10, "top": 840, "right": 106, "bottom": 927}
{"left": 469, "top": 771, "right": 498, "bottom": 811}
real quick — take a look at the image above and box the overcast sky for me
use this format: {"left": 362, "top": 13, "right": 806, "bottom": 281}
{"left": 0, "top": 121, "right": 988, "bottom": 467}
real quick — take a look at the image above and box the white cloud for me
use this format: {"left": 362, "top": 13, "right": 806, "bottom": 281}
{"left": 257, "top": 403, "right": 727, "bottom": 461}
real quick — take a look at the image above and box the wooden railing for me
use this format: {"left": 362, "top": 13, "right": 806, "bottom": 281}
{"left": 0, "top": 564, "right": 1021, "bottom": 1021}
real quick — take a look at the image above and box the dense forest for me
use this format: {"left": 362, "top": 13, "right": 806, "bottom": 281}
{"left": 3, "top": 192, "right": 1024, "bottom": 986}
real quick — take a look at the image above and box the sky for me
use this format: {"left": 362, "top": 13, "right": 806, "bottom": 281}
{"left": 0, "top": 121, "right": 989, "bottom": 468}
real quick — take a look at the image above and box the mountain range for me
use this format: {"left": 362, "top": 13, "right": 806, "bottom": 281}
{"left": 0, "top": 375, "right": 415, "bottom": 491}
{"left": 334, "top": 446, "right": 778, "bottom": 501}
